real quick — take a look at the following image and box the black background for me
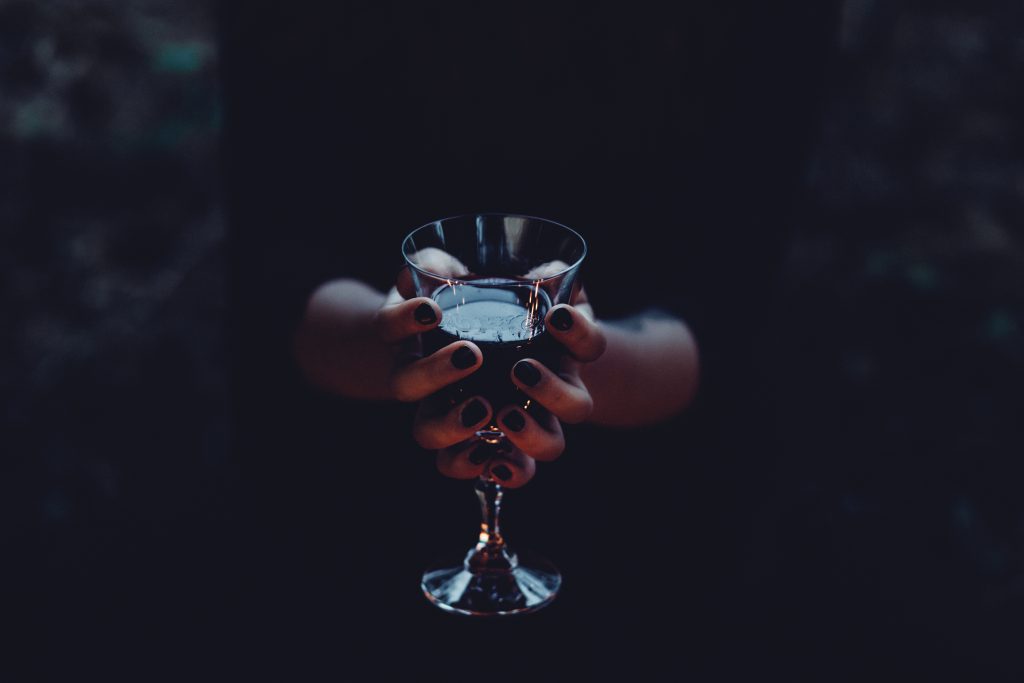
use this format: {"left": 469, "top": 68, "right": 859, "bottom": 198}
{"left": 5, "top": 0, "right": 1024, "bottom": 680}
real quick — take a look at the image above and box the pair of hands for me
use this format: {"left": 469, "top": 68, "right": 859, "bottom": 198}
{"left": 374, "top": 267, "right": 606, "bottom": 488}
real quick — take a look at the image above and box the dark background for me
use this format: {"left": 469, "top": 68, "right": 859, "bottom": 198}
{"left": 4, "top": 0, "right": 1023, "bottom": 679}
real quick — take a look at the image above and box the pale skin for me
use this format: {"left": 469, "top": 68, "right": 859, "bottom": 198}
{"left": 294, "top": 257, "right": 699, "bottom": 488}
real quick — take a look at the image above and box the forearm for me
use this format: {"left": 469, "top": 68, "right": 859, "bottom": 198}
{"left": 581, "top": 311, "right": 699, "bottom": 427}
{"left": 293, "top": 279, "right": 394, "bottom": 400}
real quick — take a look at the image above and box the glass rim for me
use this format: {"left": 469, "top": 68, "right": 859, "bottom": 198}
{"left": 401, "top": 212, "right": 587, "bottom": 285}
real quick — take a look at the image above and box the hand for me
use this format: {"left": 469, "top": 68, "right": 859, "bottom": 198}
{"left": 297, "top": 257, "right": 693, "bottom": 475}
{"left": 437, "top": 300, "right": 604, "bottom": 487}
{"left": 384, "top": 259, "right": 606, "bottom": 487}
{"left": 297, "top": 260, "right": 694, "bottom": 463}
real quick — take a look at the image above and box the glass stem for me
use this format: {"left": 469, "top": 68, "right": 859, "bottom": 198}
{"left": 477, "top": 476, "right": 505, "bottom": 550}
{"left": 465, "top": 476, "right": 516, "bottom": 572}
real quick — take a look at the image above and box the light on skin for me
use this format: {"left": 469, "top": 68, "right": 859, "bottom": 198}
{"left": 295, "top": 275, "right": 698, "bottom": 487}
{"left": 294, "top": 277, "right": 699, "bottom": 427}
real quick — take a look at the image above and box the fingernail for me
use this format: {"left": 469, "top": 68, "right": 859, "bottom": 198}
{"left": 414, "top": 303, "right": 437, "bottom": 325}
{"left": 461, "top": 399, "right": 487, "bottom": 427}
{"left": 502, "top": 410, "right": 525, "bottom": 432}
{"left": 491, "top": 464, "right": 512, "bottom": 481}
{"left": 451, "top": 345, "right": 477, "bottom": 369}
{"left": 469, "top": 448, "right": 489, "bottom": 465}
{"left": 550, "top": 307, "right": 573, "bottom": 331}
{"left": 513, "top": 360, "right": 541, "bottom": 387}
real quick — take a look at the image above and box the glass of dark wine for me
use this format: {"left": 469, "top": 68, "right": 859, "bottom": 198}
{"left": 402, "top": 213, "right": 586, "bottom": 616}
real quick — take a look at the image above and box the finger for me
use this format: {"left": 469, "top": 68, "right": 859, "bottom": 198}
{"left": 389, "top": 341, "right": 481, "bottom": 403}
{"left": 571, "top": 283, "right": 589, "bottom": 307}
{"left": 396, "top": 270, "right": 417, "bottom": 300}
{"left": 436, "top": 440, "right": 493, "bottom": 480}
{"left": 412, "top": 396, "right": 492, "bottom": 451}
{"left": 545, "top": 304, "right": 606, "bottom": 362}
{"left": 374, "top": 296, "right": 442, "bottom": 343}
{"left": 523, "top": 260, "right": 570, "bottom": 280}
{"left": 496, "top": 405, "right": 565, "bottom": 462}
{"left": 400, "top": 248, "right": 473, "bottom": 299}
{"left": 486, "top": 448, "right": 536, "bottom": 489}
{"left": 510, "top": 359, "right": 594, "bottom": 424}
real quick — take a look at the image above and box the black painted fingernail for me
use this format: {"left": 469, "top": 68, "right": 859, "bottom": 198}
{"left": 513, "top": 360, "right": 541, "bottom": 386}
{"left": 550, "top": 307, "right": 573, "bottom": 331}
{"left": 469, "top": 447, "right": 489, "bottom": 465}
{"left": 492, "top": 464, "right": 512, "bottom": 481}
{"left": 461, "top": 399, "right": 487, "bottom": 427}
{"left": 414, "top": 303, "right": 437, "bottom": 325}
{"left": 451, "top": 345, "right": 477, "bottom": 369}
{"left": 502, "top": 410, "right": 525, "bottom": 432}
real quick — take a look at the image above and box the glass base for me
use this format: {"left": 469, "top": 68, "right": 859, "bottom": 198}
{"left": 421, "top": 550, "right": 561, "bottom": 617}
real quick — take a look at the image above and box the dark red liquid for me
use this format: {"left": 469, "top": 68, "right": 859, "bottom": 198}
{"left": 423, "top": 280, "right": 560, "bottom": 412}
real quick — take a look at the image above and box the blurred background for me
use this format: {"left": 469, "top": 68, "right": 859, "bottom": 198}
{"left": 3, "top": 0, "right": 1022, "bottom": 678}
{"left": 1, "top": 0, "right": 227, "bottom": 674}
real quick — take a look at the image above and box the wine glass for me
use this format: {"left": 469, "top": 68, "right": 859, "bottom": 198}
{"left": 403, "top": 213, "right": 586, "bottom": 616}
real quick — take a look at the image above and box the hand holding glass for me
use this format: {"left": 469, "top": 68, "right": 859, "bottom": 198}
{"left": 403, "top": 214, "right": 586, "bottom": 616}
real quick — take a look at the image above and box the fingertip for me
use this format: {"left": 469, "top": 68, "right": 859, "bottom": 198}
{"left": 490, "top": 463, "right": 513, "bottom": 482}
{"left": 498, "top": 406, "right": 565, "bottom": 462}
{"left": 547, "top": 304, "right": 575, "bottom": 332}
{"left": 467, "top": 445, "right": 491, "bottom": 466}
{"left": 436, "top": 452, "right": 480, "bottom": 480}
{"left": 450, "top": 342, "right": 481, "bottom": 370}
{"left": 511, "top": 359, "right": 542, "bottom": 387}
{"left": 411, "top": 297, "right": 441, "bottom": 327}
{"left": 459, "top": 396, "right": 492, "bottom": 428}
{"left": 498, "top": 407, "right": 526, "bottom": 433}
{"left": 486, "top": 457, "right": 536, "bottom": 488}
{"left": 545, "top": 304, "right": 606, "bottom": 362}
{"left": 377, "top": 295, "right": 441, "bottom": 343}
